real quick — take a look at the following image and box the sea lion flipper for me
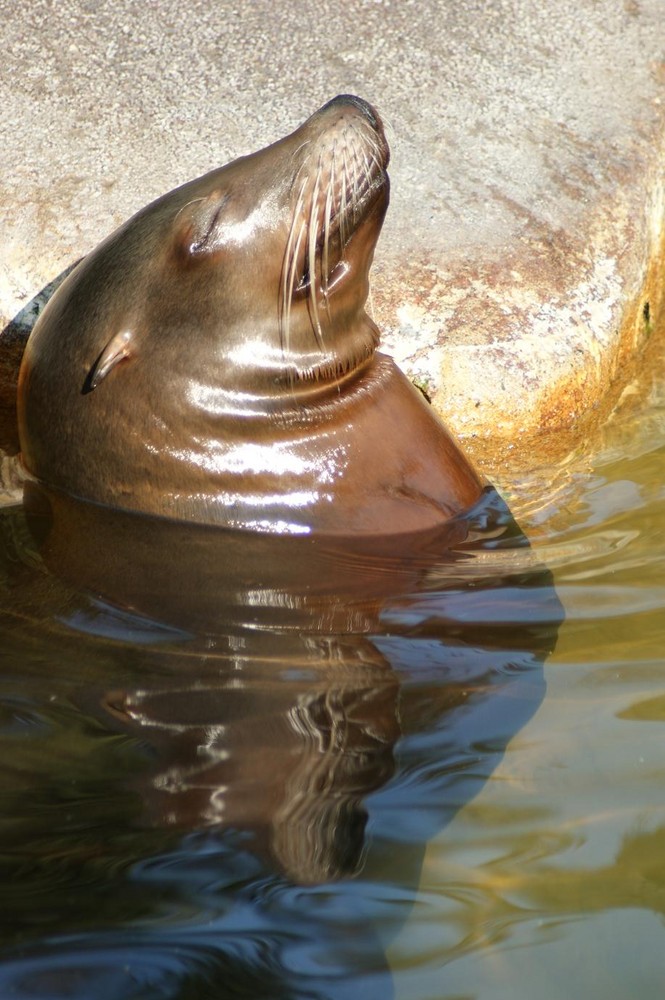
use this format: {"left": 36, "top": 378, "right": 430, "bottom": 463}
{"left": 84, "top": 330, "right": 134, "bottom": 393}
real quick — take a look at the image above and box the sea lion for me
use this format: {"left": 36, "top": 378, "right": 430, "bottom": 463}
{"left": 17, "top": 95, "right": 483, "bottom": 534}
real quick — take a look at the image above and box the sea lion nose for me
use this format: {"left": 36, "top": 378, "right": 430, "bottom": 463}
{"left": 318, "top": 94, "right": 380, "bottom": 129}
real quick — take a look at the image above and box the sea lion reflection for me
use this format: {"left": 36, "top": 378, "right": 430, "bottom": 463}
{"left": 26, "top": 485, "right": 561, "bottom": 887}
{"left": 104, "top": 656, "right": 400, "bottom": 884}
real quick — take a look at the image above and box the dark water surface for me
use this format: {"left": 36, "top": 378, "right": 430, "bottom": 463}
{"left": 0, "top": 328, "right": 663, "bottom": 998}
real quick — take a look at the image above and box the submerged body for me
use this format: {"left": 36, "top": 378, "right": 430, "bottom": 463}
{"left": 18, "top": 96, "right": 483, "bottom": 533}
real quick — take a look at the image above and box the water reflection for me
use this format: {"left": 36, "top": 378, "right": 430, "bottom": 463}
{"left": 103, "top": 661, "right": 400, "bottom": 883}
{"left": 0, "top": 483, "right": 561, "bottom": 998}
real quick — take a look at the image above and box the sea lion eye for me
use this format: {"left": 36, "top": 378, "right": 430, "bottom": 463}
{"left": 174, "top": 190, "right": 230, "bottom": 261}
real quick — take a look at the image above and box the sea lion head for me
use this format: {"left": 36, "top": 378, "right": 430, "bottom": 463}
{"left": 171, "top": 94, "right": 390, "bottom": 399}
{"left": 78, "top": 94, "right": 390, "bottom": 408}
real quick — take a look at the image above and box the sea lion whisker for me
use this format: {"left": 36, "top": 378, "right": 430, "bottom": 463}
{"left": 351, "top": 146, "right": 365, "bottom": 219}
{"left": 289, "top": 155, "right": 315, "bottom": 197}
{"left": 291, "top": 138, "right": 313, "bottom": 160}
{"left": 360, "top": 148, "right": 373, "bottom": 188}
{"left": 366, "top": 153, "right": 385, "bottom": 197}
{"left": 340, "top": 149, "right": 349, "bottom": 248}
{"left": 367, "top": 151, "right": 381, "bottom": 176}
{"left": 358, "top": 127, "right": 381, "bottom": 177}
{"left": 356, "top": 142, "right": 368, "bottom": 176}
{"left": 283, "top": 229, "right": 301, "bottom": 367}
{"left": 347, "top": 146, "right": 359, "bottom": 218}
{"left": 307, "top": 160, "right": 324, "bottom": 349}
{"left": 365, "top": 127, "right": 381, "bottom": 156}
{"left": 322, "top": 180, "right": 334, "bottom": 323}
{"left": 345, "top": 141, "right": 360, "bottom": 208}
{"left": 172, "top": 196, "right": 207, "bottom": 226}
{"left": 360, "top": 124, "right": 382, "bottom": 171}
{"left": 280, "top": 178, "right": 309, "bottom": 353}
{"left": 285, "top": 219, "right": 307, "bottom": 369}
{"left": 354, "top": 123, "right": 371, "bottom": 161}
{"left": 350, "top": 122, "right": 369, "bottom": 162}
{"left": 322, "top": 142, "right": 337, "bottom": 301}
{"left": 328, "top": 143, "right": 340, "bottom": 254}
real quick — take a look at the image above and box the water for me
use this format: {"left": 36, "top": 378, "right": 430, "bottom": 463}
{"left": 391, "top": 329, "right": 665, "bottom": 1000}
{"left": 0, "top": 327, "right": 663, "bottom": 998}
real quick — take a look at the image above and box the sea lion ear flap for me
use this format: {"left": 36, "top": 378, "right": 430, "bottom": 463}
{"left": 83, "top": 329, "right": 134, "bottom": 394}
{"left": 173, "top": 189, "right": 229, "bottom": 261}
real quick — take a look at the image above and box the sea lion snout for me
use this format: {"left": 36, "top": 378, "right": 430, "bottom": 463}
{"left": 275, "top": 95, "right": 390, "bottom": 382}
{"left": 312, "top": 94, "right": 386, "bottom": 144}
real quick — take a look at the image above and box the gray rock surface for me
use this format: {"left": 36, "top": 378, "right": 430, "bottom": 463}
{"left": 2, "top": 0, "right": 664, "bottom": 447}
